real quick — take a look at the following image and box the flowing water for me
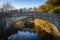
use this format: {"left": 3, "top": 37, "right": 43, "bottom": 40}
{"left": 8, "top": 31, "right": 39, "bottom": 40}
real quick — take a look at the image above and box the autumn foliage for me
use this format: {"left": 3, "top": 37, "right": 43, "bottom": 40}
{"left": 37, "top": 0, "right": 60, "bottom": 14}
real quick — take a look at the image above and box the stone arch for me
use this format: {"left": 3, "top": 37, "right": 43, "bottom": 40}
{"left": 3, "top": 16, "right": 60, "bottom": 40}
{"left": 9, "top": 17, "right": 56, "bottom": 30}
{"left": 9, "top": 17, "right": 60, "bottom": 37}
{"left": 9, "top": 17, "right": 57, "bottom": 32}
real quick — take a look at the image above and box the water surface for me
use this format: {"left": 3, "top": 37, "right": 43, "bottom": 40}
{"left": 8, "top": 31, "right": 39, "bottom": 40}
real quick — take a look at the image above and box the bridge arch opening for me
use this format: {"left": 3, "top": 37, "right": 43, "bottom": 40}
{"left": 11, "top": 18, "right": 34, "bottom": 30}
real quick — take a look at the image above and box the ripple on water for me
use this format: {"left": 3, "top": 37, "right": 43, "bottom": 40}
{"left": 8, "top": 31, "right": 39, "bottom": 40}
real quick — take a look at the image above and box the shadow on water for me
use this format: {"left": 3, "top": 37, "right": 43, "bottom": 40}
{"left": 8, "top": 31, "right": 39, "bottom": 40}
{"left": 1, "top": 29, "right": 60, "bottom": 40}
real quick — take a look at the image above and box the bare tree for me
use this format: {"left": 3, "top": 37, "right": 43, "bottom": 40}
{"left": 1, "top": 2, "right": 15, "bottom": 12}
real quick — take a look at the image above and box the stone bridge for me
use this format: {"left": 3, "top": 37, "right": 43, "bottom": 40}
{"left": 0, "top": 12, "right": 60, "bottom": 31}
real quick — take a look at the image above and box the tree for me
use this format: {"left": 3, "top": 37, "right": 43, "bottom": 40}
{"left": 37, "top": 0, "right": 60, "bottom": 14}
{"left": 29, "top": 8, "right": 32, "bottom": 11}
{"left": 48, "top": 9, "right": 56, "bottom": 14}
{"left": 1, "top": 2, "right": 15, "bottom": 12}
{"left": 46, "top": 0, "right": 60, "bottom": 14}
{"left": 46, "top": 0, "right": 60, "bottom": 6}
{"left": 37, "top": 5, "right": 46, "bottom": 13}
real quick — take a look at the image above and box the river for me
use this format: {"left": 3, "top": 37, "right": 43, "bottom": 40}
{"left": 8, "top": 31, "right": 39, "bottom": 40}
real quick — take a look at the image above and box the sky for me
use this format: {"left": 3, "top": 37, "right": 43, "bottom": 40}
{"left": 0, "top": 0, "right": 47, "bottom": 9}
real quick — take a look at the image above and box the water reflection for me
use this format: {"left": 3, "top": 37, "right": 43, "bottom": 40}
{"left": 8, "top": 31, "right": 39, "bottom": 40}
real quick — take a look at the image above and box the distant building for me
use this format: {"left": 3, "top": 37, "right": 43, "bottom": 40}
{"left": 32, "top": 7, "right": 37, "bottom": 12}
{"left": 19, "top": 8, "right": 33, "bottom": 12}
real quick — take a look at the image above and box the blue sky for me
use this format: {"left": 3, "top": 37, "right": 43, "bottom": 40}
{"left": 0, "top": 0, "right": 46, "bottom": 9}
